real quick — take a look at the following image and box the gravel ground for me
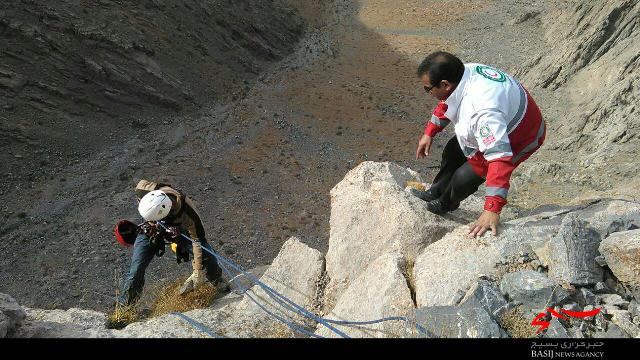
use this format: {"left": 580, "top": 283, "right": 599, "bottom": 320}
{"left": 0, "top": 0, "right": 603, "bottom": 312}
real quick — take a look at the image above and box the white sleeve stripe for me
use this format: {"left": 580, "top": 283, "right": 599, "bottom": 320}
{"left": 484, "top": 152, "right": 513, "bottom": 161}
{"left": 506, "top": 83, "right": 528, "bottom": 134}
{"left": 484, "top": 142, "right": 512, "bottom": 157}
{"left": 486, "top": 186, "right": 508, "bottom": 198}
{"left": 430, "top": 115, "right": 450, "bottom": 127}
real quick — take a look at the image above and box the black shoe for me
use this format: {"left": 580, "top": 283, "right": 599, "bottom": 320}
{"left": 426, "top": 199, "right": 448, "bottom": 215}
{"left": 408, "top": 188, "right": 439, "bottom": 202}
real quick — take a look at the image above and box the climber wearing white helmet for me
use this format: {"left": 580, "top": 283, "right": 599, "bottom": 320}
{"left": 117, "top": 179, "right": 228, "bottom": 306}
{"left": 137, "top": 190, "right": 173, "bottom": 221}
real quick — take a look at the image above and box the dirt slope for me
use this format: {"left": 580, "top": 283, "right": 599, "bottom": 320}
{"left": 1, "top": 0, "right": 635, "bottom": 313}
{"left": 0, "top": 0, "right": 304, "bottom": 195}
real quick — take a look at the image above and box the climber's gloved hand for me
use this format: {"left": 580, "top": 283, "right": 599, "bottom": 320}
{"left": 166, "top": 226, "right": 180, "bottom": 241}
{"left": 139, "top": 222, "right": 159, "bottom": 238}
{"left": 179, "top": 268, "right": 207, "bottom": 295}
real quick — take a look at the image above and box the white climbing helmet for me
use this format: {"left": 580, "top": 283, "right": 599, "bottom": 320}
{"left": 138, "top": 190, "right": 172, "bottom": 221}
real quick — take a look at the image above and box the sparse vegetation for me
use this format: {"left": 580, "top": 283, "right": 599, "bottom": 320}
{"left": 405, "top": 181, "right": 426, "bottom": 191}
{"left": 498, "top": 307, "right": 538, "bottom": 338}
{"left": 401, "top": 259, "right": 417, "bottom": 307}
{"left": 106, "top": 303, "right": 139, "bottom": 330}
{"left": 150, "top": 278, "right": 218, "bottom": 318}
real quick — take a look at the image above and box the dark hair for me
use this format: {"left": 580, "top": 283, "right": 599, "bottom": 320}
{"left": 416, "top": 51, "right": 464, "bottom": 86}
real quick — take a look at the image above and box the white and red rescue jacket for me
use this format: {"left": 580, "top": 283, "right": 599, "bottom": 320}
{"left": 424, "top": 63, "right": 546, "bottom": 213}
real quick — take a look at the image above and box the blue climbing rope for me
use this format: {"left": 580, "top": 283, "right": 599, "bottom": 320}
{"left": 215, "top": 252, "right": 324, "bottom": 338}
{"left": 157, "top": 222, "right": 430, "bottom": 338}
{"left": 157, "top": 221, "right": 348, "bottom": 338}
{"left": 211, "top": 242, "right": 432, "bottom": 337}
{"left": 206, "top": 244, "right": 350, "bottom": 338}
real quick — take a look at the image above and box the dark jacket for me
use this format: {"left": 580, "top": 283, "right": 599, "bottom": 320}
{"left": 135, "top": 179, "right": 206, "bottom": 271}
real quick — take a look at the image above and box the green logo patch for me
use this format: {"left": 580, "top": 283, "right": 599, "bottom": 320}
{"left": 479, "top": 125, "right": 491, "bottom": 137}
{"left": 476, "top": 65, "right": 506, "bottom": 82}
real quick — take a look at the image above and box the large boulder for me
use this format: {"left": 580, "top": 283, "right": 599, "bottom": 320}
{"left": 577, "top": 200, "right": 640, "bottom": 238}
{"left": 607, "top": 308, "right": 640, "bottom": 338}
{"left": 324, "top": 161, "right": 483, "bottom": 304}
{"left": 506, "top": 199, "right": 640, "bottom": 231}
{"left": 599, "top": 229, "right": 640, "bottom": 286}
{"left": 0, "top": 293, "right": 26, "bottom": 337}
{"left": 232, "top": 236, "right": 325, "bottom": 331}
{"left": 201, "top": 236, "right": 325, "bottom": 338}
{"left": 413, "top": 224, "right": 553, "bottom": 307}
{"left": 459, "top": 279, "right": 509, "bottom": 321}
{"left": 316, "top": 253, "right": 414, "bottom": 338}
{"left": 14, "top": 308, "right": 112, "bottom": 338}
{"left": 548, "top": 214, "right": 603, "bottom": 285}
{"left": 499, "top": 270, "right": 569, "bottom": 310}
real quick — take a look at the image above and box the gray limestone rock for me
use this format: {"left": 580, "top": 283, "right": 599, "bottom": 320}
{"left": 500, "top": 270, "right": 570, "bottom": 309}
{"left": 548, "top": 215, "right": 603, "bottom": 286}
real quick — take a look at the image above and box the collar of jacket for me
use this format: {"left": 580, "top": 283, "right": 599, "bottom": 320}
{"left": 443, "top": 65, "right": 471, "bottom": 120}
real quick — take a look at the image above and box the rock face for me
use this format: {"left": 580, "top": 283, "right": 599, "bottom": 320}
{"left": 516, "top": 0, "right": 640, "bottom": 197}
{"left": 500, "top": 270, "right": 569, "bottom": 310}
{"left": 459, "top": 280, "right": 510, "bottom": 321}
{"left": 14, "top": 308, "right": 111, "bottom": 338}
{"left": 599, "top": 229, "right": 640, "bottom": 286}
{"left": 412, "top": 224, "right": 553, "bottom": 307}
{"left": 0, "top": 0, "right": 307, "bottom": 220}
{"left": 325, "top": 161, "right": 483, "bottom": 305}
{"left": 316, "top": 253, "right": 414, "bottom": 338}
{"left": 413, "top": 305, "right": 506, "bottom": 338}
{"left": 544, "top": 318, "right": 569, "bottom": 338}
{"left": 548, "top": 215, "right": 603, "bottom": 285}
{"left": 228, "top": 236, "right": 325, "bottom": 336}
{"left": 0, "top": 293, "right": 26, "bottom": 337}
{"left": 6, "top": 162, "right": 640, "bottom": 339}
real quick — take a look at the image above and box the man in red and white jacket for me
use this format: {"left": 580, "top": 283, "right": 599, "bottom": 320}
{"left": 413, "top": 51, "right": 546, "bottom": 238}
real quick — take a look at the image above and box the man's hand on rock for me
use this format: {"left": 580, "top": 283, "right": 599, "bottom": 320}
{"left": 416, "top": 134, "right": 433, "bottom": 159}
{"left": 468, "top": 210, "right": 500, "bottom": 238}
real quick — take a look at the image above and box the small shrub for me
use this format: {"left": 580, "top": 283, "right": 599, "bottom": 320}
{"left": 106, "top": 303, "right": 139, "bottom": 329}
{"left": 150, "top": 278, "right": 218, "bottom": 318}
{"left": 499, "top": 307, "right": 538, "bottom": 338}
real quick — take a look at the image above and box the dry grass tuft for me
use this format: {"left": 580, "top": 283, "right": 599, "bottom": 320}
{"left": 106, "top": 303, "right": 139, "bottom": 329}
{"left": 498, "top": 307, "right": 538, "bottom": 338}
{"left": 150, "top": 278, "right": 218, "bottom": 318}
{"left": 405, "top": 181, "right": 426, "bottom": 191}
{"left": 401, "top": 259, "right": 417, "bottom": 306}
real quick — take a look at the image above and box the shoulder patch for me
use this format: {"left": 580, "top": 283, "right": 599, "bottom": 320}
{"left": 476, "top": 65, "right": 506, "bottom": 82}
{"left": 479, "top": 125, "right": 496, "bottom": 145}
